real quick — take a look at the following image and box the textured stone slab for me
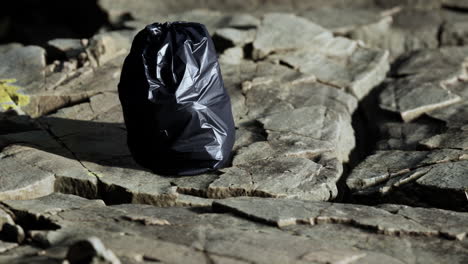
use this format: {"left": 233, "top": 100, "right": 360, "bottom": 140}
{"left": 259, "top": 106, "right": 355, "bottom": 162}
{"left": 441, "top": 20, "right": 468, "bottom": 46}
{"left": 420, "top": 128, "right": 468, "bottom": 150}
{"left": 0, "top": 145, "right": 55, "bottom": 201}
{"left": 208, "top": 157, "right": 322, "bottom": 198}
{"left": 209, "top": 156, "right": 342, "bottom": 201}
{"left": 379, "top": 76, "right": 461, "bottom": 122}
{"left": 252, "top": 13, "right": 332, "bottom": 59}
{"left": 300, "top": 8, "right": 386, "bottom": 34}
{"left": 377, "top": 121, "right": 444, "bottom": 150}
{"left": 379, "top": 47, "right": 468, "bottom": 122}
{"left": 4, "top": 194, "right": 466, "bottom": 263}
{"left": 429, "top": 105, "right": 468, "bottom": 130}
{"left": 83, "top": 162, "right": 179, "bottom": 206}
{"left": 0, "top": 43, "right": 23, "bottom": 54}
{"left": 243, "top": 79, "right": 358, "bottom": 119}
{"left": 427, "top": 78, "right": 468, "bottom": 128}
{"left": 213, "top": 197, "right": 468, "bottom": 240}
{"left": 268, "top": 41, "right": 389, "bottom": 99}
{"left": 87, "top": 31, "right": 133, "bottom": 66}
{"left": 0, "top": 46, "right": 46, "bottom": 88}
{"left": 347, "top": 149, "right": 468, "bottom": 208}
{"left": 0, "top": 30, "right": 133, "bottom": 117}
{"left": 354, "top": 9, "right": 442, "bottom": 59}
{"left": 1, "top": 193, "right": 104, "bottom": 219}
{"left": 415, "top": 160, "right": 468, "bottom": 195}
{"left": 0, "top": 144, "right": 98, "bottom": 200}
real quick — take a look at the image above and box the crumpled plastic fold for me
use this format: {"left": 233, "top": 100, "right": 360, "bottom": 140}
{"left": 118, "top": 22, "right": 235, "bottom": 176}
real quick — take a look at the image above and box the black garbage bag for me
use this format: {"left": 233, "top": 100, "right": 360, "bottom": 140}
{"left": 118, "top": 22, "right": 235, "bottom": 176}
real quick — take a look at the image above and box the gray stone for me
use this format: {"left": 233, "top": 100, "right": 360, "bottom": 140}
{"left": 259, "top": 106, "right": 355, "bottom": 162}
{"left": 232, "top": 141, "right": 274, "bottom": 166}
{"left": 427, "top": 79, "right": 468, "bottom": 127}
{"left": 0, "top": 141, "right": 99, "bottom": 199}
{"left": 1, "top": 193, "right": 104, "bottom": 219}
{"left": 83, "top": 162, "right": 179, "bottom": 206}
{"left": 0, "top": 244, "right": 63, "bottom": 263}
{"left": 415, "top": 161, "right": 468, "bottom": 199}
{"left": 377, "top": 121, "right": 443, "bottom": 150}
{"left": 379, "top": 47, "right": 468, "bottom": 122}
{"left": 427, "top": 100, "right": 468, "bottom": 127}
{"left": 252, "top": 13, "right": 333, "bottom": 59}
{"left": 0, "top": 145, "right": 55, "bottom": 201}
{"left": 349, "top": 9, "right": 442, "bottom": 60}
{"left": 0, "top": 43, "right": 23, "bottom": 54}
{"left": 395, "top": 47, "right": 468, "bottom": 76}
{"left": 4, "top": 193, "right": 468, "bottom": 263}
{"left": 379, "top": 75, "right": 461, "bottom": 122}
{"left": 347, "top": 149, "right": 468, "bottom": 203}
{"left": 87, "top": 31, "right": 134, "bottom": 66}
{"left": 219, "top": 47, "right": 244, "bottom": 65}
{"left": 173, "top": 194, "right": 214, "bottom": 207}
{"left": 0, "top": 46, "right": 46, "bottom": 88}
{"left": 301, "top": 7, "right": 387, "bottom": 35}
{"left": 243, "top": 78, "right": 358, "bottom": 119}
{"left": 420, "top": 128, "right": 468, "bottom": 150}
{"left": 213, "top": 197, "right": 468, "bottom": 240}
{"left": 50, "top": 92, "right": 123, "bottom": 123}
{"left": 441, "top": 20, "right": 468, "bottom": 46}
{"left": 268, "top": 42, "right": 389, "bottom": 99}
{"left": 232, "top": 125, "right": 266, "bottom": 151}
{"left": 0, "top": 45, "right": 125, "bottom": 118}
{"left": 208, "top": 156, "right": 341, "bottom": 201}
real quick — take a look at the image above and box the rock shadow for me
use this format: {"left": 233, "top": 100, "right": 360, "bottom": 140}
{"left": 1, "top": 114, "right": 150, "bottom": 172}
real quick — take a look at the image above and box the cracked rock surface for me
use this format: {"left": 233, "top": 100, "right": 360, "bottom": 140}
{"left": 1, "top": 0, "right": 468, "bottom": 263}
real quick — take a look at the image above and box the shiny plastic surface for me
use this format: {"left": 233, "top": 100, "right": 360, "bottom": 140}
{"left": 118, "top": 22, "right": 235, "bottom": 175}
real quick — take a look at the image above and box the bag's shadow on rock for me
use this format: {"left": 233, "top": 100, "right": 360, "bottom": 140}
{"left": 1, "top": 114, "right": 160, "bottom": 174}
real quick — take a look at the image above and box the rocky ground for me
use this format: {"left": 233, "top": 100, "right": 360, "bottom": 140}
{"left": 0, "top": 0, "right": 467, "bottom": 263}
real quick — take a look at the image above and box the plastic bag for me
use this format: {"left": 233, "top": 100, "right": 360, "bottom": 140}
{"left": 118, "top": 22, "right": 235, "bottom": 176}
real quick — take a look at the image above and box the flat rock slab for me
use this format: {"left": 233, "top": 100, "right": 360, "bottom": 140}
{"left": 420, "top": 128, "right": 468, "bottom": 150}
{"left": 346, "top": 149, "right": 468, "bottom": 209}
{"left": 213, "top": 197, "right": 468, "bottom": 240}
{"left": 300, "top": 7, "right": 386, "bottom": 35}
{"left": 379, "top": 47, "right": 468, "bottom": 122}
{"left": 209, "top": 157, "right": 322, "bottom": 198}
{"left": 380, "top": 75, "right": 461, "bottom": 122}
{"left": 376, "top": 121, "right": 444, "bottom": 150}
{"left": 253, "top": 13, "right": 389, "bottom": 99}
{"left": 0, "top": 31, "right": 133, "bottom": 117}
{"left": 0, "top": 145, "right": 56, "bottom": 201}
{"left": 1, "top": 193, "right": 105, "bottom": 219}
{"left": 0, "top": 46, "right": 46, "bottom": 88}
{"left": 3, "top": 194, "right": 468, "bottom": 263}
